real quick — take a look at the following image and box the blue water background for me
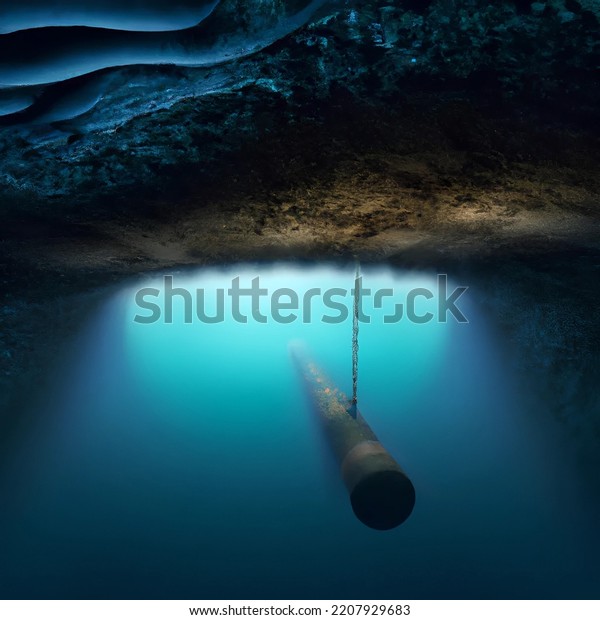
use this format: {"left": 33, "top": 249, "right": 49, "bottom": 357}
{"left": 0, "top": 264, "right": 598, "bottom": 599}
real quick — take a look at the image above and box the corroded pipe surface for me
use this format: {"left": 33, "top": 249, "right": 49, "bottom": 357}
{"left": 291, "top": 342, "right": 415, "bottom": 530}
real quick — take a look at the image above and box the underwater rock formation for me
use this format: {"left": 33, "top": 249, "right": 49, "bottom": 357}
{"left": 0, "top": 1, "right": 328, "bottom": 111}
{"left": 0, "top": 0, "right": 597, "bottom": 201}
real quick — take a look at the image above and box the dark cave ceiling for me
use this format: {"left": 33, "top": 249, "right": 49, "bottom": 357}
{"left": 0, "top": 0, "right": 598, "bottom": 201}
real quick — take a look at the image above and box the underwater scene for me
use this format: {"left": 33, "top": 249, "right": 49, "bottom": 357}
{"left": 1, "top": 265, "right": 598, "bottom": 599}
{"left": 1, "top": 0, "right": 599, "bottom": 605}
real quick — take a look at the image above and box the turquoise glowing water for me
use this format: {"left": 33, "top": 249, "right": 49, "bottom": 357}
{"left": 0, "top": 265, "right": 598, "bottom": 599}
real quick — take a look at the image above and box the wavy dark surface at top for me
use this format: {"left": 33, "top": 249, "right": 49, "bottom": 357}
{"left": 0, "top": 0, "right": 219, "bottom": 33}
{"left": 0, "top": 0, "right": 327, "bottom": 123}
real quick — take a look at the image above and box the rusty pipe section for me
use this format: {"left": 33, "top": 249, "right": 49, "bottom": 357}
{"left": 290, "top": 342, "right": 415, "bottom": 530}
